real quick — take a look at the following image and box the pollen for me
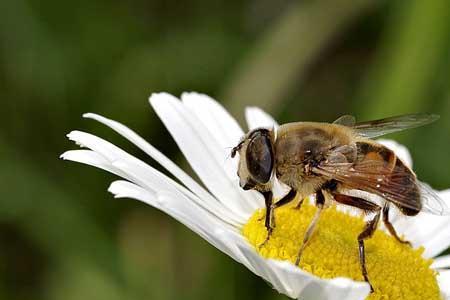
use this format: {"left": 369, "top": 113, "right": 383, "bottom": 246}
{"left": 242, "top": 201, "right": 441, "bottom": 300}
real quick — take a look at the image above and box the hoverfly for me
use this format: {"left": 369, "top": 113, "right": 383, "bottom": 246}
{"left": 231, "top": 113, "right": 449, "bottom": 291}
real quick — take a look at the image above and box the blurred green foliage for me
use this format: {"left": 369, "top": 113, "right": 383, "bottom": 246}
{"left": 0, "top": 0, "right": 449, "bottom": 299}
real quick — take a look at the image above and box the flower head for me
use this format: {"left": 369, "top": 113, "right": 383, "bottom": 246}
{"left": 62, "top": 92, "right": 450, "bottom": 299}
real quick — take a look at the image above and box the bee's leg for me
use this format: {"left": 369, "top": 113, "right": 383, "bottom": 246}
{"left": 259, "top": 189, "right": 297, "bottom": 219}
{"left": 333, "top": 194, "right": 381, "bottom": 293}
{"left": 259, "top": 191, "right": 274, "bottom": 248}
{"left": 382, "top": 203, "right": 411, "bottom": 246}
{"left": 273, "top": 189, "right": 297, "bottom": 209}
{"left": 295, "top": 189, "right": 325, "bottom": 265}
{"left": 294, "top": 198, "right": 304, "bottom": 210}
{"left": 357, "top": 209, "right": 381, "bottom": 293}
{"left": 259, "top": 189, "right": 297, "bottom": 221}
{"left": 333, "top": 194, "right": 380, "bottom": 211}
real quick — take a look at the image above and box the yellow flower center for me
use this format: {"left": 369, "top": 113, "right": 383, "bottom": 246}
{"left": 242, "top": 201, "right": 441, "bottom": 300}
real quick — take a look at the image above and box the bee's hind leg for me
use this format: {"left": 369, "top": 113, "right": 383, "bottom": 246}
{"left": 357, "top": 209, "right": 381, "bottom": 293}
{"left": 295, "top": 189, "right": 325, "bottom": 265}
{"left": 382, "top": 203, "right": 411, "bottom": 246}
{"left": 333, "top": 194, "right": 381, "bottom": 293}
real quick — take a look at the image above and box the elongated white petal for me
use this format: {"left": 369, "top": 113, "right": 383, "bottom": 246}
{"left": 61, "top": 150, "right": 114, "bottom": 173}
{"left": 377, "top": 139, "right": 413, "bottom": 168}
{"left": 109, "top": 182, "right": 212, "bottom": 238}
{"left": 245, "top": 106, "right": 279, "bottom": 130}
{"left": 111, "top": 159, "right": 240, "bottom": 227}
{"left": 67, "top": 131, "right": 134, "bottom": 162}
{"left": 108, "top": 181, "right": 246, "bottom": 264}
{"left": 82, "top": 113, "right": 220, "bottom": 211}
{"left": 61, "top": 149, "right": 136, "bottom": 184}
{"left": 66, "top": 131, "right": 174, "bottom": 193}
{"left": 180, "top": 92, "right": 262, "bottom": 210}
{"left": 109, "top": 180, "right": 156, "bottom": 201}
{"left": 180, "top": 92, "right": 244, "bottom": 150}
{"left": 66, "top": 131, "right": 242, "bottom": 226}
{"left": 155, "top": 191, "right": 240, "bottom": 255}
{"left": 150, "top": 93, "right": 259, "bottom": 218}
{"left": 432, "top": 255, "right": 450, "bottom": 270}
{"left": 112, "top": 181, "right": 238, "bottom": 247}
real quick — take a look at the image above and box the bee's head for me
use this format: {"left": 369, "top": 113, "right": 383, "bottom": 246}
{"left": 231, "top": 128, "right": 275, "bottom": 190}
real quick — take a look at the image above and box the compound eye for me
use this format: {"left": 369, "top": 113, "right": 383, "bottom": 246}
{"left": 246, "top": 131, "right": 273, "bottom": 184}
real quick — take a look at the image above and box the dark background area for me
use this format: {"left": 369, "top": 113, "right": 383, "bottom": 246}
{"left": 1, "top": 0, "right": 449, "bottom": 299}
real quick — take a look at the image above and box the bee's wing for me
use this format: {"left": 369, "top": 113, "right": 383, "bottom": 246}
{"left": 352, "top": 114, "right": 439, "bottom": 138}
{"left": 333, "top": 115, "right": 356, "bottom": 126}
{"left": 418, "top": 181, "right": 450, "bottom": 215}
{"left": 313, "top": 159, "right": 450, "bottom": 216}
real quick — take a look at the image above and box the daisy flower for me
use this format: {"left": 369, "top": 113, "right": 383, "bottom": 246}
{"left": 61, "top": 92, "right": 450, "bottom": 300}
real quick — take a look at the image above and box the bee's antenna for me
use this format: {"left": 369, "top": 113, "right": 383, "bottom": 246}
{"left": 223, "top": 144, "right": 240, "bottom": 168}
{"left": 230, "top": 141, "right": 243, "bottom": 159}
{"left": 223, "top": 152, "right": 232, "bottom": 165}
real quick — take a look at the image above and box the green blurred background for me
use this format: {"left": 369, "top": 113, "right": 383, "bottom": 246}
{"left": 1, "top": 0, "right": 450, "bottom": 299}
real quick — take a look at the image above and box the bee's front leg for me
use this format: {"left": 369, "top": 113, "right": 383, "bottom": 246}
{"left": 259, "top": 191, "right": 274, "bottom": 248}
{"left": 273, "top": 189, "right": 297, "bottom": 209}
{"left": 258, "top": 189, "right": 297, "bottom": 221}
{"left": 294, "top": 198, "right": 304, "bottom": 210}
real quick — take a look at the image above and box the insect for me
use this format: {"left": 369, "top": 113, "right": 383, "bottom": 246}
{"left": 231, "top": 113, "right": 449, "bottom": 291}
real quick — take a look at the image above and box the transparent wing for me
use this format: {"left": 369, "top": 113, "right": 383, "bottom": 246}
{"left": 333, "top": 115, "right": 356, "bottom": 127}
{"left": 418, "top": 181, "right": 450, "bottom": 216}
{"left": 313, "top": 158, "right": 450, "bottom": 215}
{"left": 352, "top": 113, "right": 439, "bottom": 138}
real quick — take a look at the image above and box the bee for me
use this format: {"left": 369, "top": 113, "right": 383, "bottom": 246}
{"left": 231, "top": 113, "right": 449, "bottom": 291}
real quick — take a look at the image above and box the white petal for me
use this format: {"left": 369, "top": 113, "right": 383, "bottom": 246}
{"left": 109, "top": 180, "right": 156, "bottom": 201}
{"left": 149, "top": 93, "right": 259, "bottom": 218}
{"left": 61, "top": 149, "right": 135, "bottom": 183}
{"left": 82, "top": 113, "right": 219, "bottom": 210}
{"left": 108, "top": 181, "right": 245, "bottom": 264}
{"left": 155, "top": 191, "right": 240, "bottom": 254}
{"left": 65, "top": 130, "right": 242, "bottom": 226}
{"left": 233, "top": 242, "right": 370, "bottom": 300}
{"left": 432, "top": 255, "right": 450, "bottom": 270}
{"left": 437, "top": 270, "right": 450, "bottom": 299}
{"left": 180, "top": 92, "right": 262, "bottom": 210}
{"left": 376, "top": 139, "right": 413, "bottom": 168}
{"left": 61, "top": 150, "right": 115, "bottom": 173}
{"left": 390, "top": 189, "right": 450, "bottom": 258}
{"left": 180, "top": 92, "right": 244, "bottom": 150}
{"left": 245, "top": 106, "right": 279, "bottom": 130}
{"left": 67, "top": 130, "right": 137, "bottom": 163}
{"left": 111, "top": 159, "right": 241, "bottom": 226}
{"left": 65, "top": 131, "right": 173, "bottom": 192}
{"left": 207, "top": 228, "right": 257, "bottom": 274}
